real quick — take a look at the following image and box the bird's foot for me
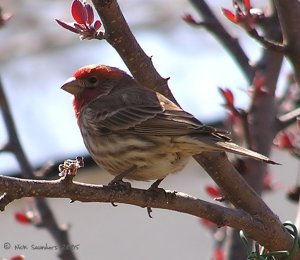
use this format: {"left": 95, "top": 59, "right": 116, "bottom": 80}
{"left": 146, "top": 179, "right": 166, "bottom": 218}
{"left": 107, "top": 166, "right": 136, "bottom": 191}
{"left": 149, "top": 178, "right": 164, "bottom": 191}
{"left": 107, "top": 174, "right": 132, "bottom": 207}
{"left": 107, "top": 178, "right": 132, "bottom": 191}
{"left": 146, "top": 207, "right": 153, "bottom": 218}
{"left": 107, "top": 166, "right": 137, "bottom": 206}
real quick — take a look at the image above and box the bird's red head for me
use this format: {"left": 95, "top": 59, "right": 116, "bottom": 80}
{"left": 73, "top": 65, "right": 124, "bottom": 80}
{"left": 61, "top": 64, "right": 126, "bottom": 119}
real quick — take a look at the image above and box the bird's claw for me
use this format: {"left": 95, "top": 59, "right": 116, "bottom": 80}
{"left": 147, "top": 207, "right": 153, "bottom": 218}
{"left": 107, "top": 179, "right": 131, "bottom": 207}
{"left": 111, "top": 202, "right": 118, "bottom": 207}
{"left": 145, "top": 179, "right": 167, "bottom": 218}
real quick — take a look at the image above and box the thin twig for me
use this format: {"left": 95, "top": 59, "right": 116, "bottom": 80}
{"left": 0, "top": 79, "right": 33, "bottom": 177}
{"left": 246, "top": 27, "right": 285, "bottom": 52}
{"left": 189, "top": 0, "right": 255, "bottom": 82}
{"left": 275, "top": 107, "right": 300, "bottom": 131}
{"left": 239, "top": 110, "right": 252, "bottom": 149}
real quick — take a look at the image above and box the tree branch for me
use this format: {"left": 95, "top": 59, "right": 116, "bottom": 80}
{"left": 275, "top": 107, "right": 300, "bottom": 131}
{"left": 91, "top": 0, "right": 175, "bottom": 102}
{"left": 246, "top": 27, "right": 285, "bottom": 52}
{"left": 194, "top": 152, "right": 295, "bottom": 251}
{"left": 189, "top": 0, "right": 255, "bottom": 82}
{"left": 1, "top": 171, "right": 299, "bottom": 256}
{"left": 274, "top": 0, "right": 300, "bottom": 85}
{"left": 0, "top": 174, "right": 279, "bottom": 243}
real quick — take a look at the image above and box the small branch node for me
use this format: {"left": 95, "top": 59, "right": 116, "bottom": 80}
{"left": 58, "top": 156, "right": 85, "bottom": 179}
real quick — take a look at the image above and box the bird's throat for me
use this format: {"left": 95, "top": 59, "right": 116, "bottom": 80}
{"left": 72, "top": 95, "right": 92, "bottom": 120}
{"left": 72, "top": 90, "right": 99, "bottom": 120}
{"left": 72, "top": 97, "right": 83, "bottom": 120}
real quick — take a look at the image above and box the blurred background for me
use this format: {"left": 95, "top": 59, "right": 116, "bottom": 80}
{"left": 0, "top": 0, "right": 298, "bottom": 259}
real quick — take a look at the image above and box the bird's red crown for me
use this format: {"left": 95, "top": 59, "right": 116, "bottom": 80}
{"left": 73, "top": 65, "right": 125, "bottom": 80}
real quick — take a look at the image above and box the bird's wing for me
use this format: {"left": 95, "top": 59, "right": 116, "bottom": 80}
{"left": 82, "top": 87, "right": 163, "bottom": 130}
{"left": 133, "top": 111, "right": 231, "bottom": 140}
{"left": 83, "top": 87, "right": 230, "bottom": 140}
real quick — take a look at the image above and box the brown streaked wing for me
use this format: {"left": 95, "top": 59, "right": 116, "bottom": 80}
{"left": 83, "top": 87, "right": 164, "bottom": 131}
{"left": 131, "top": 111, "right": 231, "bottom": 139}
{"left": 83, "top": 87, "right": 231, "bottom": 141}
{"left": 129, "top": 92, "right": 231, "bottom": 140}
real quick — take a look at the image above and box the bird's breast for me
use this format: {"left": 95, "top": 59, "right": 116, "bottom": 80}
{"left": 79, "top": 126, "right": 191, "bottom": 181}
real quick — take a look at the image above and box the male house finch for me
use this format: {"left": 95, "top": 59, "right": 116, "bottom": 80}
{"left": 62, "top": 65, "right": 276, "bottom": 184}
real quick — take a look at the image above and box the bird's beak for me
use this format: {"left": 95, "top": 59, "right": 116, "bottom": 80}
{"left": 61, "top": 77, "right": 82, "bottom": 95}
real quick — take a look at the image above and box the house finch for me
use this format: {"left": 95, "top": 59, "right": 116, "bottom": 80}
{"left": 61, "top": 65, "right": 277, "bottom": 184}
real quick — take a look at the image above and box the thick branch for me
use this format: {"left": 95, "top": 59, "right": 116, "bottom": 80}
{"left": 1, "top": 173, "right": 298, "bottom": 255}
{"left": 0, "top": 174, "right": 280, "bottom": 244}
{"left": 225, "top": 6, "right": 284, "bottom": 255}
{"left": 91, "top": 0, "right": 175, "bottom": 102}
{"left": 274, "top": 0, "right": 300, "bottom": 85}
{"left": 194, "top": 152, "right": 293, "bottom": 251}
{"left": 295, "top": 199, "right": 300, "bottom": 235}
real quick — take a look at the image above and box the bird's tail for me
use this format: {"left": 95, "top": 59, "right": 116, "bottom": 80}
{"left": 214, "top": 141, "right": 279, "bottom": 165}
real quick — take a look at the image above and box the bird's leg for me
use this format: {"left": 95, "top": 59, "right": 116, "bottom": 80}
{"left": 108, "top": 166, "right": 137, "bottom": 207}
{"left": 146, "top": 178, "right": 166, "bottom": 218}
{"left": 108, "top": 165, "right": 137, "bottom": 188}
{"left": 148, "top": 178, "right": 164, "bottom": 191}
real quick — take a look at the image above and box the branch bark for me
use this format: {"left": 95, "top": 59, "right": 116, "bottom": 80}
{"left": 274, "top": 0, "right": 300, "bottom": 84}
{"left": 190, "top": 1, "right": 286, "bottom": 258}
{"left": 0, "top": 174, "right": 278, "bottom": 244}
{"left": 91, "top": 0, "right": 175, "bottom": 102}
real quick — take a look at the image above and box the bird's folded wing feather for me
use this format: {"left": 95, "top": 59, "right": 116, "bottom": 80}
{"left": 84, "top": 88, "right": 230, "bottom": 140}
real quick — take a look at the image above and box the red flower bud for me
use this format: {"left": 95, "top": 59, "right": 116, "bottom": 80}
{"left": 15, "top": 212, "right": 31, "bottom": 224}
{"left": 199, "top": 218, "right": 218, "bottom": 229}
{"left": 274, "top": 131, "right": 294, "bottom": 149}
{"left": 56, "top": 0, "right": 103, "bottom": 40}
{"left": 11, "top": 256, "right": 25, "bottom": 260}
{"left": 205, "top": 185, "right": 222, "bottom": 198}
{"left": 182, "top": 14, "right": 199, "bottom": 25}
{"left": 221, "top": 8, "right": 238, "bottom": 23}
{"left": 214, "top": 248, "right": 224, "bottom": 260}
{"left": 243, "top": 0, "right": 251, "bottom": 13}
{"left": 218, "top": 87, "right": 234, "bottom": 107}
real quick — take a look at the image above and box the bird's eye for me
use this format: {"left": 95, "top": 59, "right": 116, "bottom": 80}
{"left": 87, "top": 76, "right": 98, "bottom": 85}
